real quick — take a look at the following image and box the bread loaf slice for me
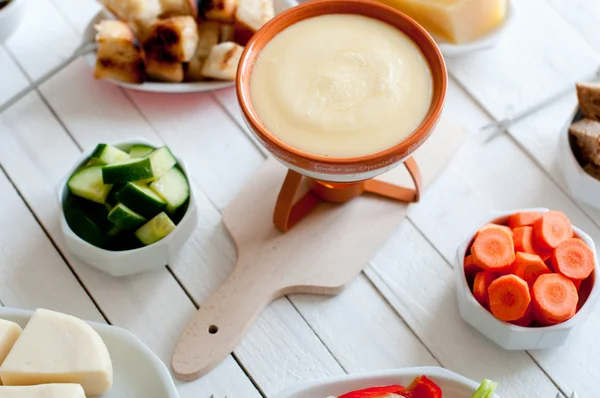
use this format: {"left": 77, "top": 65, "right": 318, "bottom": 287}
{"left": 569, "top": 118, "right": 600, "bottom": 166}
{"left": 143, "top": 16, "right": 199, "bottom": 63}
{"left": 204, "top": 0, "right": 238, "bottom": 23}
{"left": 94, "top": 20, "right": 145, "bottom": 84}
{"left": 185, "top": 21, "right": 220, "bottom": 81}
{"left": 100, "top": 0, "right": 162, "bottom": 24}
{"left": 159, "top": 0, "right": 197, "bottom": 17}
{"left": 576, "top": 82, "right": 600, "bottom": 122}
{"left": 233, "top": 0, "right": 274, "bottom": 45}
{"left": 201, "top": 41, "right": 244, "bottom": 81}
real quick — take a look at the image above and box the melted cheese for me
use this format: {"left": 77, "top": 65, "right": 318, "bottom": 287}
{"left": 250, "top": 14, "right": 433, "bottom": 158}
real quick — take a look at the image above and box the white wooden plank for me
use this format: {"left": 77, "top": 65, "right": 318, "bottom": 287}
{"left": 365, "top": 221, "right": 559, "bottom": 397}
{"left": 407, "top": 80, "right": 600, "bottom": 397}
{"left": 446, "top": 0, "right": 600, "bottom": 120}
{"left": 548, "top": 0, "right": 600, "bottom": 53}
{"left": 0, "top": 46, "right": 29, "bottom": 105}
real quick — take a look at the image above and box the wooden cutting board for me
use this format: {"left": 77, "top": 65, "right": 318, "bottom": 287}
{"left": 172, "top": 116, "right": 468, "bottom": 381}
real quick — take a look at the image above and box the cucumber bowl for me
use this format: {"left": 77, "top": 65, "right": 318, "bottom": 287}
{"left": 58, "top": 138, "right": 198, "bottom": 277}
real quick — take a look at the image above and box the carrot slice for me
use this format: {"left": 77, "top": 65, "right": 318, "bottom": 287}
{"left": 471, "top": 227, "right": 515, "bottom": 272}
{"left": 472, "top": 271, "right": 497, "bottom": 307}
{"left": 511, "top": 303, "right": 534, "bottom": 327}
{"left": 532, "top": 273, "right": 578, "bottom": 326}
{"left": 533, "top": 211, "right": 573, "bottom": 250}
{"left": 478, "top": 223, "right": 513, "bottom": 237}
{"left": 552, "top": 238, "right": 595, "bottom": 281}
{"left": 533, "top": 240, "right": 553, "bottom": 262}
{"left": 508, "top": 212, "right": 542, "bottom": 229}
{"left": 571, "top": 278, "right": 582, "bottom": 291}
{"left": 464, "top": 255, "right": 481, "bottom": 280}
{"left": 512, "top": 226, "right": 536, "bottom": 254}
{"left": 512, "top": 252, "right": 551, "bottom": 288}
{"left": 488, "top": 275, "right": 531, "bottom": 321}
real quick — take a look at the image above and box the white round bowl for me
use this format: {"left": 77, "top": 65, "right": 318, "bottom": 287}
{"left": 0, "top": 0, "right": 27, "bottom": 43}
{"left": 557, "top": 105, "right": 600, "bottom": 211}
{"left": 273, "top": 366, "right": 499, "bottom": 398}
{"left": 274, "top": 0, "right": 516, "bottom": 58}
{"left": 455, "top": 208, "right": 600, "bottom": 350}
{"left": 58, "top": 138, "right": 198, "bottom": 277}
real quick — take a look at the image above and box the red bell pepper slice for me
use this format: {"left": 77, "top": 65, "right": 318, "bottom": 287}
{"left": 337, "top": 385, "right": 406, "bottom": 398}
{"left": 402, "top": 375, "right": 442, "bottom": 398}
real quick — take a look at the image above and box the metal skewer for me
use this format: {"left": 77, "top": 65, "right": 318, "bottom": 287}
{"left": 481, "top": 66, "right": 600, "bottom": 143}
{"left": 0, "top": 40, "right": 97, "bottom": 115}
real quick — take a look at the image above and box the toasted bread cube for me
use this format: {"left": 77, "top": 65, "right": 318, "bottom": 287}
{"left": 220, "top": 24, "right": 235, "bottom": 42}
{"left": 143, "top": 16, "right": 199, "bottom": 63}
{"left": 577, "top": 82, "right": 600, "bottom": 122}
{"left": 185, "top": 21, "right": 220, "bottom": 81}
{"left": 159, "top": 0, "right": 197, "bottom": 17}
{"left": 204, "top": 0, "right": 238, "bottom": 23}
{"left": 570, "top": 118, "right": 600, "bottom": 166}
{"left": 94, "top": 20, "right": 145, "bottom": 84}
{"left": 146, "top": 58, "right": 184, "bottom": 82}
{"left": 235, "top": 0, "right": 273, "bottom": 33}
{"left": 201, "top": 41, "right": 243, "bottom": 81}
{"left": 101, "top": 0, "right": 162, "bottom": 23}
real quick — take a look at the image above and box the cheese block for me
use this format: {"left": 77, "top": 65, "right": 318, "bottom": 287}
{"left": 375, "top": 0, "right": 508, "bottom": 44}
{"left": 0, "top": 321, "right": 21, "bottom": 368}
{"left": 0, "top": 309, "right": 113, "bottom": 396}
{"left": 0, "top": 384, "right": 86, "bottom": 397}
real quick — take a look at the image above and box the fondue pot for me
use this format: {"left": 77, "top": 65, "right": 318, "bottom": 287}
{"left": 236, "top": 0, "right": 447, "bottom": 232}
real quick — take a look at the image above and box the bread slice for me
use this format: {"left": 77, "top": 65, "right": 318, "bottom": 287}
{"left": 201, "top": 41, "right": 244, "bottom": 81}
{"left": 159, "top": 0, "right": 197, "bottom": 17}
{"left": 203, "top": 0, "right": 238, "bottom": 23}
{"left": 220, "top": 24, "right": 235, "bottom": 42}
{"left": 101, "top": 0, "right": 162, "bottom": 24}
{"left": 94, "top": 20, "right": 145, "bottom": 84}
{"left": 146, "top": 58, "right": 184, "bottom": 82}
{"left": 233, "top": 0, "right": 273, "bottom": 45}
{"left": 577, "top": 82, "right": 600, "bottom": 122}
{"left": 569, "top": 118, "right": 600, "bottom": 166}
{"left": 185, "top": 21, "right": 220, "bottom": 81}
{"left": 143, "top": 16, "right": 199, "bottom": 63}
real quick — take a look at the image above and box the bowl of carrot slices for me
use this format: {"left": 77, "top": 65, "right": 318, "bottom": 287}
{"left": 455, "top": 208, "right": 600, "bottom": 350}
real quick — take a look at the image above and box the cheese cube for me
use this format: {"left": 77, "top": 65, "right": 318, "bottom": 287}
{"left": 0, "top": 309, "right": 113, "bottom": 396}
{"left": 0, "top": 384, "right": 85, "bottom": 397}
{"left": 376, "top": 0, "right": 508, "bottom": 44}
{"left": 0, "top": 320, "right": 21, "bottom": 371}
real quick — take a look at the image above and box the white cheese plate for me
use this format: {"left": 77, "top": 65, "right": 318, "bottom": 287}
{"left": 273, "top": 366, "right": 500, "bottom": 398}
{"left": 0, "top": 307, "right": 179, "bottom": 398}
{"left": 274, "top": 0, "right": 517, "bottom": 58}
{"left": 82, "top": 10, "right": 234, "bottom": 94}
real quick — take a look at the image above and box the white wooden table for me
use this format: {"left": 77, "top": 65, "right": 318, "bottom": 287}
{"left": 1, "top": 0, "right": 599, "bottom": 397}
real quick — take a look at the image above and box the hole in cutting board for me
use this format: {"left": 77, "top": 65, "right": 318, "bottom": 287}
{"left": 208, "top": 325, "right": 218, "bottom": 334}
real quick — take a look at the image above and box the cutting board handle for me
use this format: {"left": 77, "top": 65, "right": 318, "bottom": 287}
{"left": 171, "top": 255, "right": 274, "bottom": 381}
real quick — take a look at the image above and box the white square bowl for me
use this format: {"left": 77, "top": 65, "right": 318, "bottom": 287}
{"left": 58, "top": 138, "right": 198, "bottom": 277}
{"left": 272, "top": 366, "right": 499, "bottom": 398}
{"left": 455, "top": 208, "right": 600, "bottom": 350}
{"left": 557, "top": 105, "right": 600, "bottom": 211}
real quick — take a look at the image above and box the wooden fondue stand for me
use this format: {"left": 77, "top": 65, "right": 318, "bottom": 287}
{"left": 172, "top": 0, "right": 459, "bottom": 381}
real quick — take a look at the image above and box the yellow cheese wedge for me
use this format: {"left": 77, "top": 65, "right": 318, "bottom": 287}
{"left": 375, "top": 0, "right": 508, "bottom": 44}
{"left": 0, "top": 309, "right": 113, "bottom": 396}
{"left": 0, "top": 321, "right": 21, "bottom": 368}
{"left": 0, "top": 384, "right": 86, "bottom": 397}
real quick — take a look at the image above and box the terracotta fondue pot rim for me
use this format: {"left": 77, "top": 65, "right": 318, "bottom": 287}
{"left": 236, "top": 0, "right": 447, "bottom": 169}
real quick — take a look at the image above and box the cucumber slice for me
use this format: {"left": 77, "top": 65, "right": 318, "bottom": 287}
{"left": 150, "top": 167, "right": 190, "bottom": 213}
{"left": 101, "top": 146, "right": 177, "bottom": 184}
{"left": 90, "top": 144, "right": 130, "bottom": 165}
{"left": 108, "top": 203, "right": 146, "bottom": 230}
{"left": 115, "top": 182, "right": 167, "bottom": 218}
{"left": 129, "top": 144, "right": 155, "bottom": 158}
{"left": 67, "top": 165, "right": 113, "bottom": 204}
{"left": 135, "top": 212, "right": 176, "bottom": 245}
{"left": 64, "top": 208, "right": 108, "bottom": 248}
{"left": 109, "top": 232, "right": 143, "bottom": 251}
{"left": 64, "top": 193, "right": 113, "bottom": 233}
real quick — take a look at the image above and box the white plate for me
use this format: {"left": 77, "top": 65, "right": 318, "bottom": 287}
{"left": 82, "top": 10, "right": 234, "bottom": 93}
{"left": 274, "top": 0, "right": 517, "bottom": 58}
{"left": 0, "top": 307, "right": 179, "bottom": 398}
{"left": 273, "top": 366, "right": 500, "bottom": 398}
